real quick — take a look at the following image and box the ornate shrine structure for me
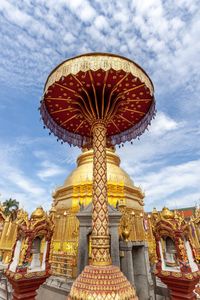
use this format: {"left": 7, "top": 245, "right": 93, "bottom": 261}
{"left": 152, "top": 207, "right": 200, "bottom": 299}
{"left": 0, "top": 207, "right": 29, "bottom": 264}
{"left": 145, "top": 207, "right": 200, "bottom": 267}
{"left": 5, "top": 207, "right": 54, "bottom": 300}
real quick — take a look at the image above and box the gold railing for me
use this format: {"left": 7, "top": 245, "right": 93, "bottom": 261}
{"left": 51, "top": 252, "right": 77, "bottom": 278}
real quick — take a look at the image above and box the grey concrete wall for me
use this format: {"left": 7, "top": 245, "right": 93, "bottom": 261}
{"left": 76, "top": 203, "right": 121, "bottom": 275}
{"left": 133, "top": 242, "right": 155, "bottom": 299}
{"left": 37, "top": 284, "right": 68, "bottom": 300}
{"left": 120, "top": 241, "right": 135, "bottom": 286}
{"left": 0, "top": 279, "right": 11, "bottom": 300}
{"left": 120, "top": 241, "right": 155, "bottom": 300}
{"left": 36, "top": 276, "right": 72, "bottom": 300}
{"left": 109, "top": 215, "right": 121, "bottom": 267}
{"left": 77, "top": 226, "right": 90, "bottom": 275}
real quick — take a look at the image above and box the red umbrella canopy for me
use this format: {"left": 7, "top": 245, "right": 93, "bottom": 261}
{"left": 40, "top": 53, "right": 155, "bottom": 147}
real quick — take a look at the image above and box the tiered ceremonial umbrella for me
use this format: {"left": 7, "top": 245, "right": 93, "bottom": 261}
{"left": 40, "top": 53, "right": 155, "bottom": 300}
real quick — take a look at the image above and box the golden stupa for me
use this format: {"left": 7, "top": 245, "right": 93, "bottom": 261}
{"left": 50, "top": 147, "right": 145, "bottom": 278}
{"left": 0, "top": 147, "right": 146, "bottom": 279}
{"left": 53, "top": 147, "right": 144, "bottom": 212}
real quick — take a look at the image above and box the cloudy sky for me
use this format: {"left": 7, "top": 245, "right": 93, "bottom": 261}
{"left": 0, "top": 0, "right": 199, "bottom": 213}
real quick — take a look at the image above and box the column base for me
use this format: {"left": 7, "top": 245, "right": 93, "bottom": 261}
{"left": 68, "top": 264, "right": 138, "bottom": 300}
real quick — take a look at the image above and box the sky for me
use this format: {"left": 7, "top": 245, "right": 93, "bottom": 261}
{"left": 0, "top": 0, "right": 199, "bottom": 213}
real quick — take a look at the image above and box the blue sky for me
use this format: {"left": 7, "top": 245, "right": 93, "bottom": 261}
{"left": 0, "top": 0, "right": 199, "bottom": 213}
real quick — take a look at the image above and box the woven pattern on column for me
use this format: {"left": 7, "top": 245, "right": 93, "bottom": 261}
{"left": 91, "top": 122, "right": 111, "bottom": 265}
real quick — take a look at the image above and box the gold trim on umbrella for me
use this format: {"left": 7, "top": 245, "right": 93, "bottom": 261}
{"left": 44, "top": 54, "right": 154, "bottom": 95}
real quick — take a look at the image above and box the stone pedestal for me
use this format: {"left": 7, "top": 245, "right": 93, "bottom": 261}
{"left": 152, "top": 274, "right": 170, "bottom": 299}
{"left": 7, "top": 274, "right": 48, "bottom": 300}
{"left": 120, "top": 241, "right": 155, "bottom": 300}
{"left": 36, "top": 276, "right": 72, "bottom": 300}
{"left": 76, "top": 203, "right": 121, "bottom": 275}
{"left": 120, "top": 241, "right": 135, "bottom": 286}
{"left": 159, "top": 274, "right": 199, "bottom": 300}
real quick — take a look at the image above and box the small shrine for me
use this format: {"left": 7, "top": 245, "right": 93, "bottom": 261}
{"left": 152, "top": 207, "right": 200, "bottom": 299}
{"left": 5, "top": 207, "right": 54, "bottom": 300}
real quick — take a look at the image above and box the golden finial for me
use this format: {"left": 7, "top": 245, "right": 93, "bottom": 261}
{"left": 31, "top": 206, "right": 45, "bottom": 220}
{"left": 152, "top": 207, "right": 158, "bottom": 215}
{"left": 161, "top": 207, "right": 174, "bottom": 219}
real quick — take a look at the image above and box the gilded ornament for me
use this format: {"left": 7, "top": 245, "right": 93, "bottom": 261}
{"left": 161, "top": 207, "right": 174, "bottom": 219}
{"left": 122, "top": 225, "right": 130, "bottom": 242}
{"left": 160, "top": 271, "right": 170, "bottom": 276}
{"left": 31, "top": 206, "right": 45, "bottom": 220}
{"left": 184, "top": 273, "right": 193, "bottom": 280}
{"left": 172, "top": 272, "right": 182, "bottom": 278}
{"left": 14, "top": 273, "right": 23, "bottom": 280}
{"left": 178, "top": 238, "right": 188, "bottom": 263}
{"left": 18, "top": 238, "right": 29, "bottom": 266}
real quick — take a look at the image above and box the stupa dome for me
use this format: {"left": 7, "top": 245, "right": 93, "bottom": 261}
{"left": 53, "top": 148, "right": 144, "bottom": 212}
{"left": 64, "top": 148, "right": 134, "bottom": 188}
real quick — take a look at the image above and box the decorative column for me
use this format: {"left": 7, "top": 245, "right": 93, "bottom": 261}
{"left": 68, "top": 120, "right": 137, "bottom": 299}
{"left": 91, "top": 121, "right": 111, "bottom": 266}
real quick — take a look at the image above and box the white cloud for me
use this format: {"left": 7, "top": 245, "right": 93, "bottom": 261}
{"left": 142, "top": 160, "right": 200, "bottom": 199}
{"left": 0, "top": 0, "right": 199, "bottom": 102}
{"left": 37, "top": 161, "right": 66, "bottom": 180}
{"left": 0, "top": 136, "right": 78, "bottom": 213}
{"left": 0, "top": 0, "right": 199, "bottom": 214}
{"left": 150, "top": 112, "right": 180, "bottom": 136}
{"left": 12, "top": 173, "right": 45, "bottom": 196}
{"left": 63, "top": 32, "right": 76, "bottom": 44}
{"left": 0, "top": 0, "right": 31, "bottom": 27}
{"left": 0, "top": 143, "right": 46, "bottom": 203}
{"left": 166, "top": 192, "right": 200, "bottom": 209}
{"left": 94, "top": 15, "right": 109, "bottom": 31}
{"left": 117, "top": 111, "right": 200, "bottom": 210}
